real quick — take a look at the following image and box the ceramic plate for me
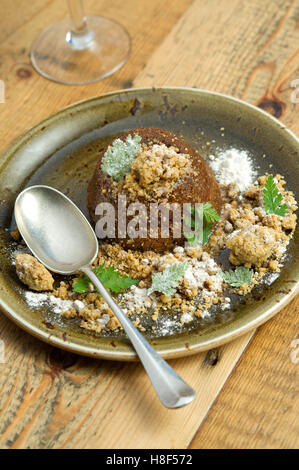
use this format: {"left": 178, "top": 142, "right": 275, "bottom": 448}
{"left": 0, "top": 87, "right": 298, "bottom": 360}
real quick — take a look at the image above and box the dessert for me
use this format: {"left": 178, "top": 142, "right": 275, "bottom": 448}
{"left": 87, "top": 127, "right": 222, "bottom": 251}
{"left": 13, "top": 128, "right": 297, "bottom": 337}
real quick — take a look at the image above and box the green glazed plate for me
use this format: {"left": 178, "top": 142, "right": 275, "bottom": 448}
{"left": 0, "top": 87, "right": 298, "bottom": 360}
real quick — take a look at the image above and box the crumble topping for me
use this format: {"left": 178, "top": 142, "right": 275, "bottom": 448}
{"left": 15, "top": 254, "right": 54, "bottom": 291}
{"left": 119, "top": 143, "right": 191, "bottom": 202}
{"left": 227, "top": 225, "right": 278, "bottom": 268}
{"left": 14, "top": 173, "right": 297, "bottom": 336}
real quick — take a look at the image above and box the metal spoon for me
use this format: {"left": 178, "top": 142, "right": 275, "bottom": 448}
{"left": 14, "top": 185, "right": 195, "bottom": 408}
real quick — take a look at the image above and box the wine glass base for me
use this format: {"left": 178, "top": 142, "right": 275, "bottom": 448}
{"left": 31, "top": 16, "right": 131, "bottom": 85}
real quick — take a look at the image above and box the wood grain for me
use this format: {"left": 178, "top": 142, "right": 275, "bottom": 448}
{"left": 0, "top": 323, "right": 252, "bottom": 448}
{"left": 0, "top": 0, "right": 193, "bottom": 152}
{"left": 134, "top": 0, "right": 299, "bottom": 133}
{"left": 0, "top": 0, "right": 298, "bottom": 449}
{"left": 135, "top": 0, "right": 299, "bottom": 448}
{"left": 190, "top": 297, "right": 299, "bottom": 449}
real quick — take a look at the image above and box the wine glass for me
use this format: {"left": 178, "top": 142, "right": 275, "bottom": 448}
{"left": 30, "top": 0, "right": 131, "bottom": 85}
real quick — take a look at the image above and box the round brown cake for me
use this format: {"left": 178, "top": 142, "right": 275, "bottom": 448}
{"left": 87, "top": 127, "right": 222, "bottom": 251}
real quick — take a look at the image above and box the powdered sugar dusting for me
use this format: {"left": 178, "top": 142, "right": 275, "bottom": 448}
{"left": 209, "top": 148, "right": 255, "bottom": 192}
{"left": 159, "top": 318, "right": 176, "bottom": 336}
{"left": 121, "top": 286, "right": 155, "bottom": 310}
{"left": 25, "top": 291, "right": 81, "bottom": 314}
{"left": 48, "top": 296, "right": 74, "bottom": 313}
{"left": 180, "top": 312, "right": 193, "bottom": 324}
{"left": 25, "top": 291, "right": 48, "bottom": 307}
{"left": 183, "top": 253, "right": 223, "bottom": 292}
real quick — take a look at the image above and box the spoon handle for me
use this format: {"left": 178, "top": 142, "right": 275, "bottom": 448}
{"left": 82, "top": 266, "right": 195, "bottom": 408}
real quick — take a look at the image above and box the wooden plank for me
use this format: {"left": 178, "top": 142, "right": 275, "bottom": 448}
{"left": 0, "top": 321, "right": 253, "bottom": 448}
{"left": 134, "top": 0, "right": 299, "bottom": 448}
{"left": 190, "top": 297, "right": 299, "bottom": 449}
{"left": 0, "top": 0, "right": 195, "bottom": 449}
{"left": 134, "top": 0, "right": 299, "bottom": 134}
{"left": 0, "top": 0, "right": 193, "bottom": 152}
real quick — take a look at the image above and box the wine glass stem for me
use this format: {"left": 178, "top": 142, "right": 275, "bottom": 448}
{"left": 66, "top": 0, "right": 94, "bottom": 49}
{"left": 67, "top": 0, "right": 87, "bottom": 33}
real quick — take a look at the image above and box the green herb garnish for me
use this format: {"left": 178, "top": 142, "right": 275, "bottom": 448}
{"left": 73, "top": 264, "right": 139, "bottom": 294}
{"left": 148, "top": 262, "right": 190, "bottom": 297}
{"left": 221, "top": 266, "right": 253, "bottom": 288}
{"left": 101, "top": 134, "right": 142, "bottom": 181}
{"left": 201, "top": 202, "right": 221, "bottom": 222}
{"left": 185, "top": 202, "right": 220, "bottom": 246}
{"left": 263, "top": 175, "right": 288, "bottom": 217}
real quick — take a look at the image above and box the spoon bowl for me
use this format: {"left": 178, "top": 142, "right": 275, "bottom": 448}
{"left": 15, "top": 185, "right": 98, "bottom": 274}
{"left": 14, "top": 185, "right": 196, "bottom": 408}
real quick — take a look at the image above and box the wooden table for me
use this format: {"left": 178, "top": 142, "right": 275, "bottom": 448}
{"left": 0, "top": 0, "right": 298, "bottom": 449}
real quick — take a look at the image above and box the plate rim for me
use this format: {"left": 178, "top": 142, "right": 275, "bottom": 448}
{"left": 0, "top": 86, "right": 298, "bottom": 360}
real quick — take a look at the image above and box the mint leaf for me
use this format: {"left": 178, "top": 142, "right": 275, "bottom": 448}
{"left": 185, "top": 202, "right": 220, "bottom": 246}
{"left": 202, "top": 202, "right": 221, "bottom": 223}
{"left": 202, "top": 222, "right": 215, "bottom": 244}
{"left": 186, "top": 226, "right": 212, "bottom": 246}
{"left": 72, "top": 277, "right": 91, "bottom": 293}
{"left": 93, "top": 264, "right": 139, "bottom": 293}
{"left": 221, "top": 266, "right": 253, "bottom": 288}
{"left": 73, "top": 264, "right": 139, "bottom": 294}
{"left": 148, "top": 262, "right": 190, "bottom": 297}
{"left": 263, "top": 175, "right": 288, "bottom": 217}
{"left": 101, "top": 134, "right": 141, "bottom": 181}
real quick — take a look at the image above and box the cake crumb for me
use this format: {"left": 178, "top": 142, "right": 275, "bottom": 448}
{"left": 15, "top": 254, "right": 54, "bottom": 291}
